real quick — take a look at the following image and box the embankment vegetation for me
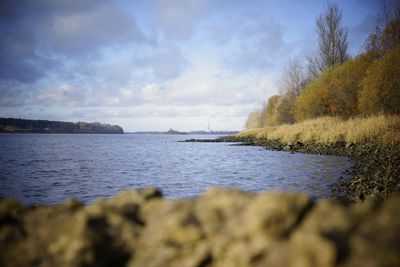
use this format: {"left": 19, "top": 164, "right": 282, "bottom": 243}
{"left": 239, "top": 115, "right": 400, "bottom": 144}
{"left": 245, "top": 2, "right": 400, "bottom": 144}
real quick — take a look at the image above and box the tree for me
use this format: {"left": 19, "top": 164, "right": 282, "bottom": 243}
{"left": 245, "top": 110, "right": 262, "bottom": 129}
{"left": 258, "top": 101, "right": 268, "bottom": 127}
{"left": 274, "top": 91, "right": 296, "bottom": 124}
{"left": 307, "top": 2, "right": 349, "bottom": 79}
{"left": 282, "top": 59, "right": 306, "bottom": 97}
{"left": 295, "top": 71, "right": 331, "bottom": 121}
{"left": 325, "top": 52, "right": 377, "bottom": 118}
{"left": 365, "top": 1, "right": 400, "bottom": 54}
{"left": 262, "top": 95, "right": 281, "bottom": 126}
{"left": 253, "top": 60, "right": 306, "bottom": 127}
{"left": 296, "top": 52, "right": 377, "bottom": 121}
{"left": 263, "top": 59, "right": 307, "bottom": 125}
{"left": 359, "top": 47, "right": 400, "bottom": 115}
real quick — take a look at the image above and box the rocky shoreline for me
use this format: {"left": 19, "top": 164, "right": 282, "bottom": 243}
{"left": 1, "top": 188, "right": 400, "bottom": 267}
{"left": 184, "top": 136, "right": 400, "bottom": 201}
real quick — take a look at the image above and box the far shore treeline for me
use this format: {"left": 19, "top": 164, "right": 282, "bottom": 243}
{"left": 245, "top": 2, "right": 400, "bottom": 129}
{"left": 0, "top": 118, "right": 124, "bottom": 134}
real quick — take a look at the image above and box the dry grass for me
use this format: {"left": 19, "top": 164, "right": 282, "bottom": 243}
{"left": 237, "top": 115, "right": 400, "bottom": 144}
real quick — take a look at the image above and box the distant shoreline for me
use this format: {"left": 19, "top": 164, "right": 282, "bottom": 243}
{"left": 0, "top": 132, "right": 124, "bottom": 134}
{"left": 0, "top": 117, "right": 124, "bottom": 134}
{"left": 127, "top": 131, "right": 238, "bottom": 135}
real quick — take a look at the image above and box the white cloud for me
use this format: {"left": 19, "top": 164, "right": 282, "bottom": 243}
{"left": 36, "top": 84, "right": 83, "bottom": 106}
{"left": 221, "top": 17, "right": 287, "bottom": 72}
{"left": 120, "top": 88, "right": 135, "bottom": 99}
{"left": 134, "top": 45, "right": 189, "bottom": 80}
{"left": 141, "top": 84, "right": 161, "bottom": 101}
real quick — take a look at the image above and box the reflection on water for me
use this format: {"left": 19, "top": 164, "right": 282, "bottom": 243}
{"left": 0, "top": 134, "right": 353, "bottom": 204}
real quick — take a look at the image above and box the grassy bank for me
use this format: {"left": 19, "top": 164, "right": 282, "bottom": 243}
{"left": 237, "top": 115, "right": 400, "bottom": 144}
{"left": 214, "top": 115, "right": 400, "bottom": 201}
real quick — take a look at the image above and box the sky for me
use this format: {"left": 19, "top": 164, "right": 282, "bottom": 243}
{"left": 0, "top": 0, "right": 386, "bottom": 131}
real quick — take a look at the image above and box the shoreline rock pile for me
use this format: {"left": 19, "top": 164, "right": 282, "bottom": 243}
{"left": 1, "top": 188, "right": 399, "bottom": 267}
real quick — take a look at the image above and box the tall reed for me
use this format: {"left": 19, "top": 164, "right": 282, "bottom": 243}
{"left": 237, "top": 115, "right": 400, "bottom": 144}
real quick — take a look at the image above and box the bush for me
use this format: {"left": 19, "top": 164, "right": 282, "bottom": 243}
{"left": 326, "top": 52, "right": 377, "bottom": 118}
{"left": 245, "top": 110, "right": 262, "bottom": 129}
{"left": 261, "top": 95, "right": 281, "bottom": 126}
{"left": 274, "top": 91, "right": 296, "bottom": 124}
{"left": 359, "top": 47, "right": 400, "bottom": 115}
{"left": 295, "top": 52, "right": 377, "bottom": 121}
{"left": 295, "top": 70, "right": 331, "bottom": 121}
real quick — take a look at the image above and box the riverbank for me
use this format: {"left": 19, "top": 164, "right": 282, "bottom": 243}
{"left": 216, "top": 135, "right": 400, "bottom": 201}
{"left": 185, "top": 115, "right": 400, "bottom": 201}
{"left": 1, "top": 188, "right": 399, "bottom": 267}
{"left": 231, "top": 116, "right": 400, "bottom": 201}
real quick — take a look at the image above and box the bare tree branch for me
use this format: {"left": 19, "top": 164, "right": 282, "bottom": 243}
{"left": 282, "top": 58, "right": 305, "bottom": 96}
{"left": 307, "top": 2, "right": 349, "bottom": 79}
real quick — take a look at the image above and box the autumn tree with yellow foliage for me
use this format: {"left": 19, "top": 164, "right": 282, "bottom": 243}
{"left": 245, "top": 2, "right": 400, "bottom": 129}
{"left": 359, "top": 47, "right": 400, "bottom": 115}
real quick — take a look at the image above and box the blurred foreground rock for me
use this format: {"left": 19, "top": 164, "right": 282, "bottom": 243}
{"left": 1, "top": 188, "right": 400, "bottom": 267}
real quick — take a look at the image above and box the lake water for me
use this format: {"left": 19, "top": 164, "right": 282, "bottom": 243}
{"left": 0, "top": 134, "right": 353, "bottom": 204}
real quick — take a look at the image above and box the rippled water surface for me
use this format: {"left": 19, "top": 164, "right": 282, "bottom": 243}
{"left": 0, "top": 134, "right": 353, "bottom": 204}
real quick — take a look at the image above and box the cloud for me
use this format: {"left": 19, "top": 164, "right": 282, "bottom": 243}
{"left": 36, "top": 84, "right": 85, "bottom": 106}
{"left": 153, "top": 0, "right": 210, "bottom": 40}
{"left": 154, "top": 68, "right": 276, "bottom": 106}
{"left": 0, "top": 85, "right": 29, "bottom": 107}
{"left": 135, "top": 45, "right": 189, "bottom": 80}
{"left": 0, "top": 0, "right": 152, "bottom": 83}
{"left": 0, "top": 0, "right": 100, "bottom": 19}
{"left": 141, "top": 84, "right": 161, "bottom": 101}
{"left": 208, "top": 11, "right": 287, "bottom": 73}
{"left": 40, "top": 4, "right": 150, "bottom": 56}
{"left": 0, "top": 0, "right": 383, "bottom": 131}
{"left": 0, "top": 25, "right": 56, "bottom": 83}
{"left": 88, "top": 58, "right": 137, "bottom": 88}
{"left": 28, "top": 65, "right": 274, "bottom": 109}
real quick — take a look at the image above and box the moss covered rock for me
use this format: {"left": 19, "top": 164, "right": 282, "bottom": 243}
{"left": 1, "top": 189, "right": 399, "bottom": 267}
